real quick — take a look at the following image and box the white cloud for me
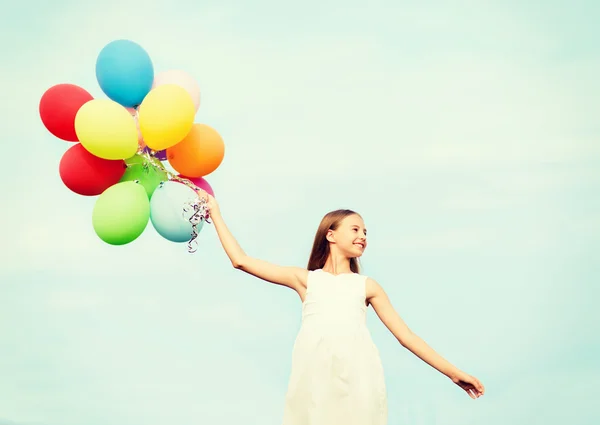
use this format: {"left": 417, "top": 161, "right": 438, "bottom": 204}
{"left": 45, "top": 289, "right": 106, "bottom": 311}
{"left": 186, "top": 301, "right": 257, "bottom": 330}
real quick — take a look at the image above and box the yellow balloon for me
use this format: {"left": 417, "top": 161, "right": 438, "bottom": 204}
{"left": 74, "top": 99, "right": 138, "bottom": 160}
{"left": 138, "top": 84, "right": 195, "bottom": 151}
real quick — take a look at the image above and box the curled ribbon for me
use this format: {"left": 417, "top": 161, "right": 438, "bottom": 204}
{"left": 133, "top": 149, "right": 211, "bottom": 253}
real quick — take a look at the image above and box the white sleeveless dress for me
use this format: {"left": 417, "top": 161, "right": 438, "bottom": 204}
{"left": 282, "top": 269, "right": 388, "bottom": 425}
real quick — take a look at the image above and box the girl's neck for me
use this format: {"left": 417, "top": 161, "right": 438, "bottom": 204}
{"left": 322, "top": 254, "right": 352, "bottom": 276}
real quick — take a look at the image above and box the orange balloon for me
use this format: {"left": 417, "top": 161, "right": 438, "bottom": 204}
{"left": 167, "top": 124, "right": 224, "bottom": 177}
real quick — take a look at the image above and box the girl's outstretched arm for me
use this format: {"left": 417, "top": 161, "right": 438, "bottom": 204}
{"left": 203, "top": 193, "right": 307, "bottom": 294}
{"left": 366, "top": 277, "right": 485, "bottom": 399}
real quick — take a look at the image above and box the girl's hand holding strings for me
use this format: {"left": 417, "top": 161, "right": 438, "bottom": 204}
{"left": 196, "top": 189, "right": 219, "bottom": 218}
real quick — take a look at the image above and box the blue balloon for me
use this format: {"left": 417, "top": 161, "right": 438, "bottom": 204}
{"left": 150, "top": 181, "right": 204, "bottom": 243}
{"left": 95, "top": 39, "right": 154, "bottom": 107}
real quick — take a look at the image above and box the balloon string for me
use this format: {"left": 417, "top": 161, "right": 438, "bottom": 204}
{"left": 134, "top": 150, "right": 211, "bottom": 254}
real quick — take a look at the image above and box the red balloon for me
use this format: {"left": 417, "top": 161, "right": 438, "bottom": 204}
{"left": 59, "top": 144, "right": 126, "bottom": 196}
{"left": 178, "top": 175, "right": 215, "bottom": 197}
{"left": 39, "top": 84, "right": 94, "bottom": 141}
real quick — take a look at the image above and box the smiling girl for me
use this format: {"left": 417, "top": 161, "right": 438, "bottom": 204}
{"left": 201, "top": 193, "right": 485, "bottom": 425}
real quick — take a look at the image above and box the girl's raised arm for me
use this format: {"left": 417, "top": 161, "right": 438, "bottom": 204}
{"left": 205, "top": 194, "right": 307, "bottom": 293}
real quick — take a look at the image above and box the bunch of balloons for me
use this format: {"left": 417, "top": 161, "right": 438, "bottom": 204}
{"left": 39, "top": 39, "right": 225, "bottom": 251}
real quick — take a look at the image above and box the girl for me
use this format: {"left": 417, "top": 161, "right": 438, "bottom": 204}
{"left": 201, "top": 193, "right": 485, "bottom": 425}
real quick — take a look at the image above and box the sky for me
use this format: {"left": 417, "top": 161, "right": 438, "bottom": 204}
{"left": 1, "top": 0, "right": 599, "bottom": 424}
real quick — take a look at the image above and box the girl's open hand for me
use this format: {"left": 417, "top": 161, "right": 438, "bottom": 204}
{"left": 451, "top": 371, "right": 485, "bottom": 399}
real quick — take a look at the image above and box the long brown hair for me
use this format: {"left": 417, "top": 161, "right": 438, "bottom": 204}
{"left": 307, "top": 209, "right": 361, "bottom": 273}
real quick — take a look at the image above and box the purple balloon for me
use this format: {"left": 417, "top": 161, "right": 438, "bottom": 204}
{"left": 143, "top": 146, "right": 167, "bottom": 161}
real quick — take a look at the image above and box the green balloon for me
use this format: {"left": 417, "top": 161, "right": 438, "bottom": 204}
{"left": 120, "top": 154, "right": 168, "bottom": 198}
{"left": 92, "top": 181, "right": 150, "bottom": 245}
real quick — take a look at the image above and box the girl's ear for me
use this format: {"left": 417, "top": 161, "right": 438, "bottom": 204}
{"left": 326, "top": 229, "right": 335, "bottom": 243}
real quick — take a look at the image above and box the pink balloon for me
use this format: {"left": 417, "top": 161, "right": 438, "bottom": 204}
{"left": 152, "top": 70, "right": 201, "bottom": 111}
{"left": 179, "top": 175, "right": 214, "bottom": 197}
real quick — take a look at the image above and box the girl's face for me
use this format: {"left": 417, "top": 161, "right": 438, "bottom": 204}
{"left": 328, "top": 214, "right": 368, "bottom": 258}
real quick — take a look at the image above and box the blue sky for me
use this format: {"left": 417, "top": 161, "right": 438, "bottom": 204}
{"left": 1, "top": 1, "right": 599, "bottom": 424}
